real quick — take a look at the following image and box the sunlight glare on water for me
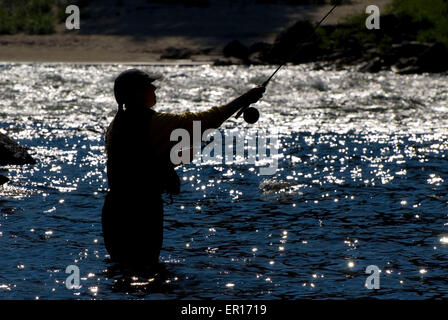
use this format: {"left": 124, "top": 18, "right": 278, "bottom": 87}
{"left": 0, "top": 63, "right": 448, "bottom": 299}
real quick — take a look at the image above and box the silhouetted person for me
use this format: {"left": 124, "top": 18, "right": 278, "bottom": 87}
{"left": 102, "top": 69, "right": 264, "bottom": 270}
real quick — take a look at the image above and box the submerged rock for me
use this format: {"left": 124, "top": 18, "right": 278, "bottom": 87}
{"left": 0, "top": 132, "right": 36, "bottom": 166}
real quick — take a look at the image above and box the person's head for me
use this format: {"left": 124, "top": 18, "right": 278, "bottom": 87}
{"left": 114, "top": 69, "right": 158, "bottom": 111}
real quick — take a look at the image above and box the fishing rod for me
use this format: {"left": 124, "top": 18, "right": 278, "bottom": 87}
{"left": 236, "top": 2, "right": 339, "bottom": 124}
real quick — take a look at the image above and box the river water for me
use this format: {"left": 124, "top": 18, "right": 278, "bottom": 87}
{"left": 0, "top": 63, "right": 448, "bottom": 299}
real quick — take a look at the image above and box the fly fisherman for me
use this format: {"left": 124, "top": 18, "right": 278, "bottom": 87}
{"left": 102, "top": 69, "right": 265, "bottom": 271}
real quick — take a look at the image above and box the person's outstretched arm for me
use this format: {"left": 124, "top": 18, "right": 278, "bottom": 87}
{"left": 153, "top": 85, "right": 266, "bottom": 132}
{"left": 177, "top": 85, "right": 266, "bottom": 129}
{"left": 149, "top": 86, "right": 266, "bottom": 156}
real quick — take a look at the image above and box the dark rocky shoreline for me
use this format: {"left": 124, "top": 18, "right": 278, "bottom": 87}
{"left": 208, "top": 14, "right": 448, "bottom": 74}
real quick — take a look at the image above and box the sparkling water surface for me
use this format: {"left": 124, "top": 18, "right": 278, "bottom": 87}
{"left": 0, "top": 63, "right": 448, "bottom": 299}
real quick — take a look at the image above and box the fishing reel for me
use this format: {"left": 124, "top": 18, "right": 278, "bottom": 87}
{"left": 235, "top": 105, "right": 260, "bottom": 124}
{"left": 242, "top": 107, "right": 260, "bottom": 124}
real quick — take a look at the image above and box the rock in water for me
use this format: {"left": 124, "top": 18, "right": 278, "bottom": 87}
{"left": 0, "top": 132, "right": 36, "bottom": 165}
{"left": 0, "top": 174, "right": 8, "bottom": 185}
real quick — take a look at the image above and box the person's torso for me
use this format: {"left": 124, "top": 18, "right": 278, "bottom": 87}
{"left": 106, "top": 108, "right": 171, "bottom": 195}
